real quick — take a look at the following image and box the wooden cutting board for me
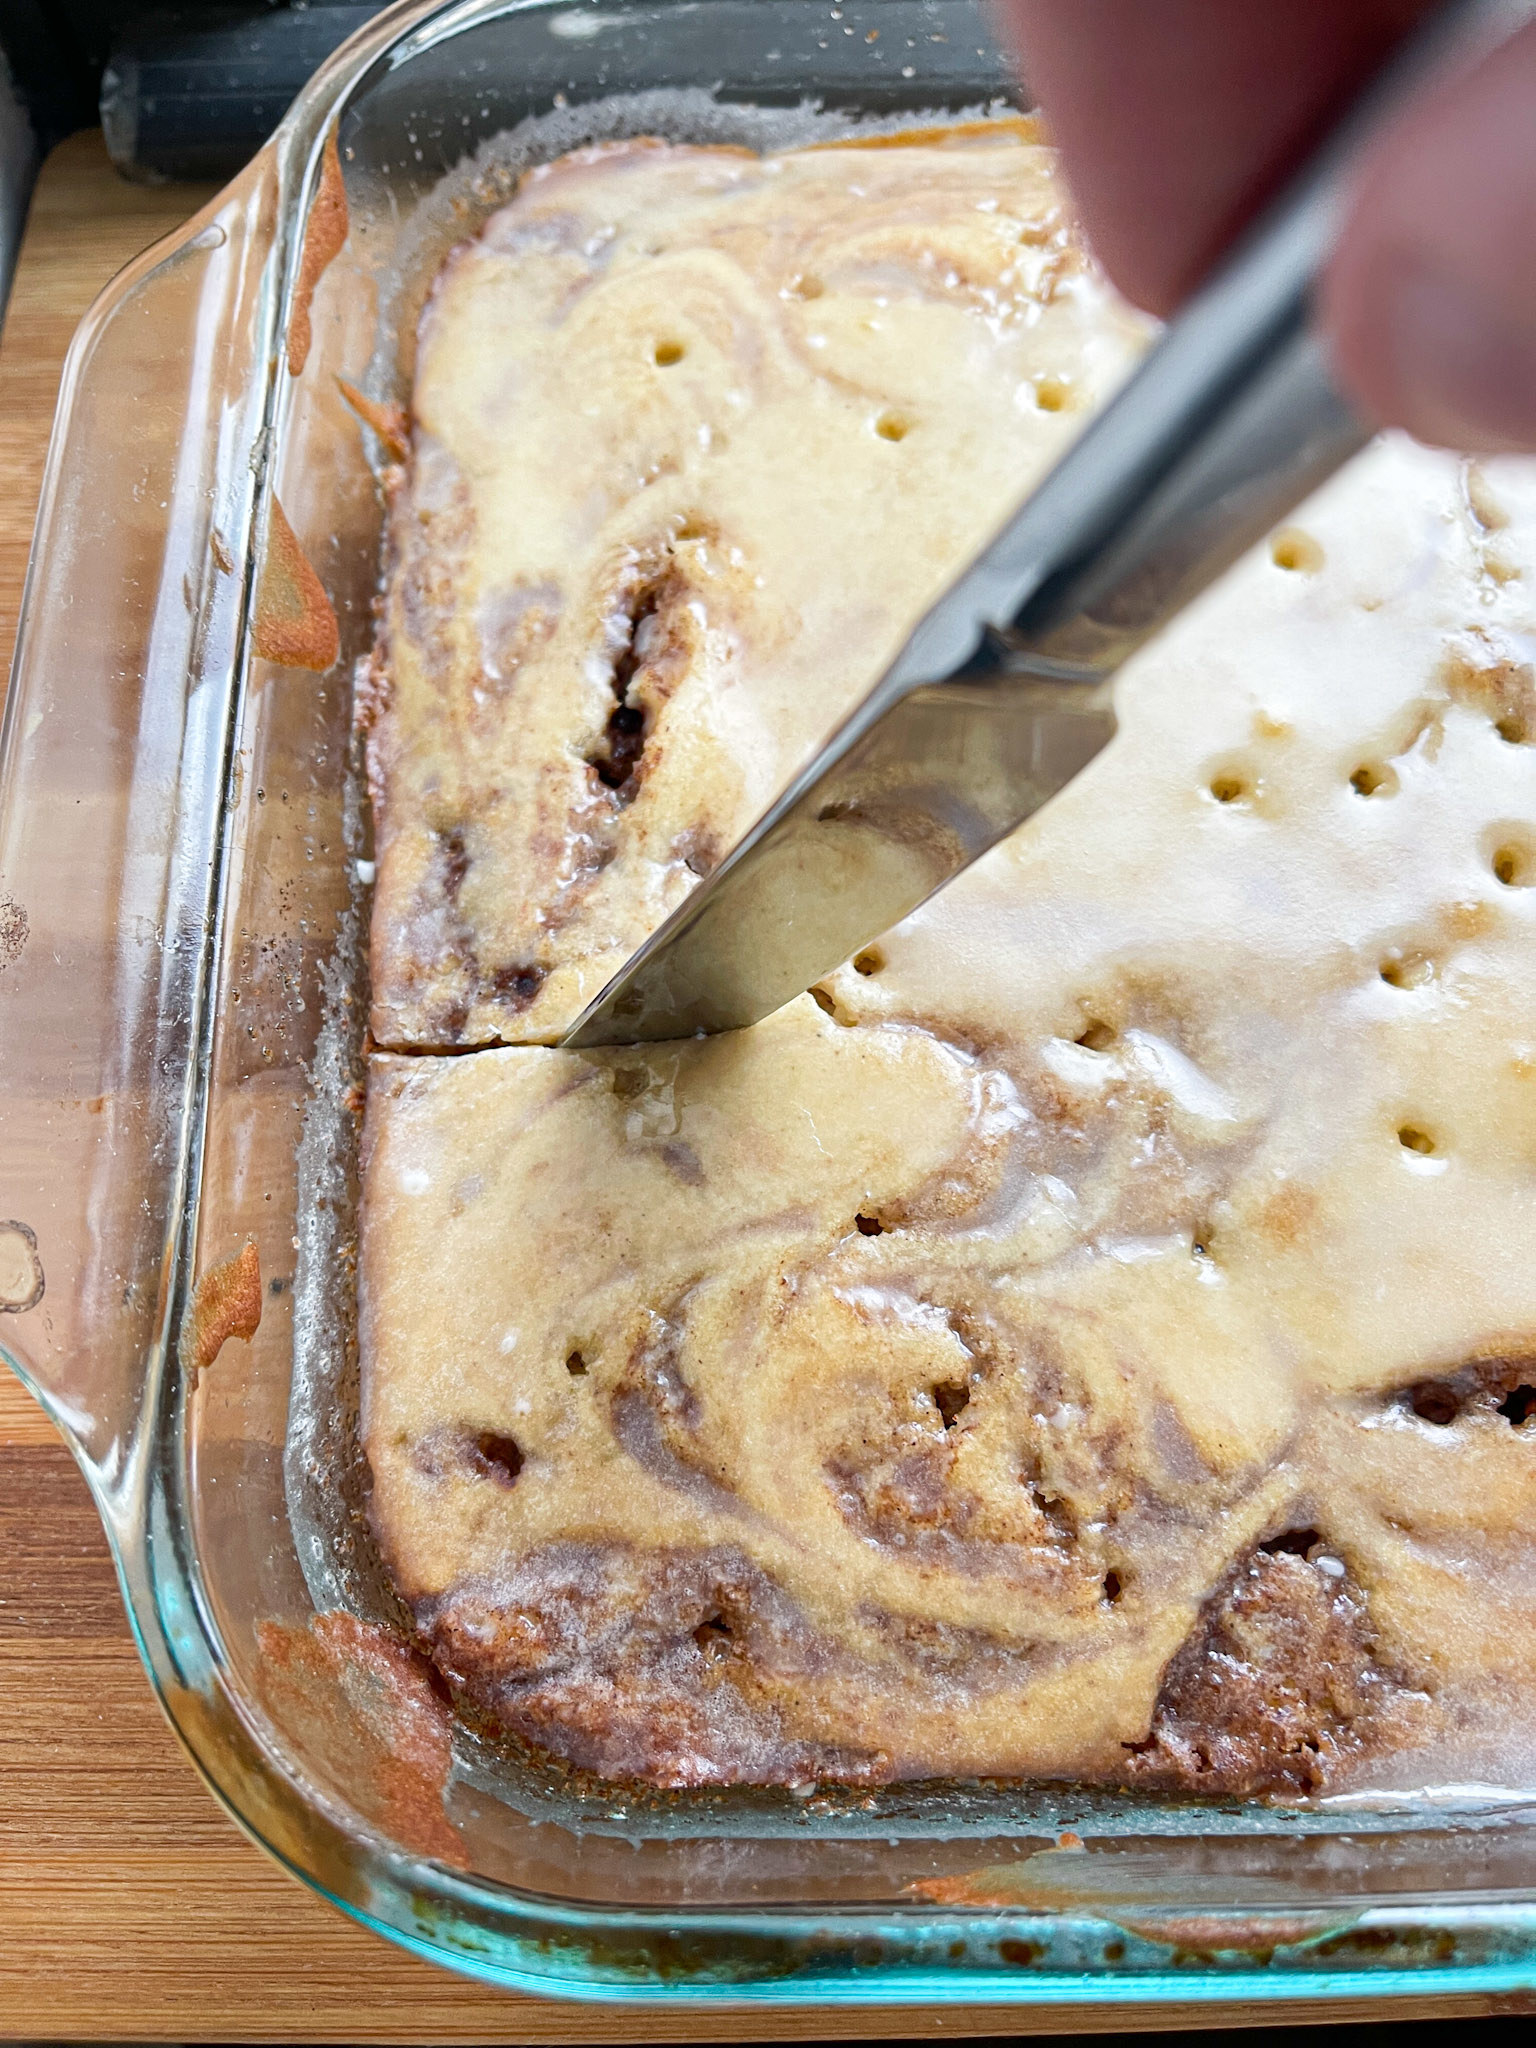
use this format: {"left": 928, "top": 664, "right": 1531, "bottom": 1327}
{"left": 0, "top": 129, "right": 1525, "bottom": 2044}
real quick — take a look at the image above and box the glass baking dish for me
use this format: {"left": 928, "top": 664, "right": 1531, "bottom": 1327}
{"left": 5, "top": 0, "right": 1536, "bottom": 2005}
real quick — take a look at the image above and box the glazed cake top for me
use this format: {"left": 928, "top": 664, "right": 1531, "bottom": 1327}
{"left": 363, "top": 252, "right": 1536, "bottom": 1792}
{"left": 364, "top": 125, "right": 1148, "bottom": 1048}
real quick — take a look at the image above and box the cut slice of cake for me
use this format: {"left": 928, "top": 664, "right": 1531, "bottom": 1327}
{"left": 364, "top": 126, "right": 1147, "bottom": 1049}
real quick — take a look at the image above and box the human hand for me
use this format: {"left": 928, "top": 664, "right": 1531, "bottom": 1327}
{"left": 995, "top": 1, "right": 1536, "bottom": 453}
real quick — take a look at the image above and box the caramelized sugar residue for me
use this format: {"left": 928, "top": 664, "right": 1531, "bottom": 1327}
{"left": 182, "top": 1239, "right": 262, "bottom": 1375}
{"left": 287, "top": 123, "right": 350, "bottom": 377}
{"left": 253, "top": 496, "right": 341, "bottom": 672}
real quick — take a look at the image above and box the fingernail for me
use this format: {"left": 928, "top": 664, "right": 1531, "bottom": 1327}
{"left": 1384, "top": 255, "right": 1536, "bottom": 453}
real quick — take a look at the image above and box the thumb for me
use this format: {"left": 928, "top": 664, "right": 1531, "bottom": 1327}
{"left": 1323, "top": 14, "right": 1536, "bottom": 453}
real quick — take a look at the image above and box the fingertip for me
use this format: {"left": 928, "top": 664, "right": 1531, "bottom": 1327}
{"left": 1322, "top": 15, "right": 1536, "bottom": 454}
{"left": 998, "top": 0, "right": 1439, "bottom": 317}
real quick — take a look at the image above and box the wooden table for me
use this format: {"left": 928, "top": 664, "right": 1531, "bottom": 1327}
{"left": 0, "top": 129, "right": 1529, "bottom": 2044}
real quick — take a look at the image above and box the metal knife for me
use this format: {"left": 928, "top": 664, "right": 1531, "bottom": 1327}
{"left": 563, "top": 0, "right": 1513, "bottom": 1049}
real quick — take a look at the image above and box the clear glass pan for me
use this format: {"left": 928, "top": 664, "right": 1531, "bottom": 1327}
{"left": 5, "top": 0, "right": 1536, "bottom": 2004}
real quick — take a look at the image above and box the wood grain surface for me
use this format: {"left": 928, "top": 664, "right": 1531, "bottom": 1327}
{"left": 0, "top": 130, "right": 1529, "bottom": 2043}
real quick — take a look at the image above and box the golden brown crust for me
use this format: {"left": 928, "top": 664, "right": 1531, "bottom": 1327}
{"left": 1121, "top": 1539, "right": 1426, "bottom": 1798}
{"left": 418, "top": 1544, "right": 883, "bottom": 1788}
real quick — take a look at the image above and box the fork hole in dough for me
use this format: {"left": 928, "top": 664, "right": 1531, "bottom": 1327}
{"left": 1412, "top": 1382, "right": 1460, "bottom": 1425}
{"left": 473, "top": 1431, "right": 524, "bottom": 1488}
{"left": 1350, "top": 761, "right": 1397, "bottom": 798}
{"left": 933, "top": 1380, "right": 971, "bottom": 1429}
{"left": 811, "top": 983, "right": 855, "bottom": 1024}
{"left": 1380, "top": 953, "right": 1434, "bottom": 990}
{"left": 1270, "top": 527, "right": 1324, "bottom": 573}
{"left": 693, "top": 1611, "right": 734, "bottom": 1659}
{"left": 1492, "top": 837, "right": 1536, "bottom": 888}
